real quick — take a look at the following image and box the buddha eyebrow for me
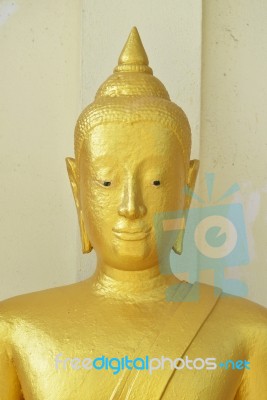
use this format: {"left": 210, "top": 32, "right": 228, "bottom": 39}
{"left": 91, "top": 157, "right": 118, "bottom": 167}
{"left": 139, "top": 155, "right": 167, "bottom": 165}
{"left": 81, "top": 155, "right": 116, "bottom": 166}
{"left": 82, "top": 154, "right": 166, "bottom": 168}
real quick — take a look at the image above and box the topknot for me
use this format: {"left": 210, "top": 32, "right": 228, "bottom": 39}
{"left": 74, "top": 27, "right": 191, "bottom": 165}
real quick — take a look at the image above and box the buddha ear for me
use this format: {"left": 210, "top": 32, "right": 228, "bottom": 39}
{"left": 65, "top": 157, "right": 93, "bottom": 254}
{"left": 172, "top": 159, "right": 200, "bottom": 255}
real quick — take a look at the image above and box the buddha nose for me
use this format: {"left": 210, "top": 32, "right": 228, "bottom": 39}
{"left": 118, "top": 178, "right": 147, "bottom": 219}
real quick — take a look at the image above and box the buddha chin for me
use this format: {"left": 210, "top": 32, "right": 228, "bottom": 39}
{"left": 94, "top": 227, "right": 164, "bottom": 271}
{"left": 113, "top": 234, "right": 151, "bottom": 261}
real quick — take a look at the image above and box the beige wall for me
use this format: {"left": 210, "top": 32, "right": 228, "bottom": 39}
{"left": 200, "top": 0, "right": 267, "bottom": 306}
{"left": 0, "top": 0, "right": 81, "bottom": 299}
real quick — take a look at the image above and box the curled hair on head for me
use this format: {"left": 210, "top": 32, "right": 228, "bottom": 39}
{"left": 73, "top": 27, "right": 191, "bottom": 167}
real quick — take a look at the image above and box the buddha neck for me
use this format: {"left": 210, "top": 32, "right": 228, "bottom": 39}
{"left": 91, "top": 263, "right": 174, "bottom": 304}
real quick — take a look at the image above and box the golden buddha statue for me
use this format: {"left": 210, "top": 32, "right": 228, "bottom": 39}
{"left": 0, "top": 27, "right": 266, "bottom": 400}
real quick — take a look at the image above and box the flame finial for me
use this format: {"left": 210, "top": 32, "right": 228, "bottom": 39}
{"left": 114, "top": 27, "right": 152, "bottom": 74}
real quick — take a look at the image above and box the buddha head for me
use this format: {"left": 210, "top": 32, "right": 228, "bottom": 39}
{"left": 66, "top": 27, "right": 199, "bottom": 272}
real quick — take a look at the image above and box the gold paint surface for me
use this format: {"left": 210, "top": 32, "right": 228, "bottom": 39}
{"left": 0, "top": 27, "right": 267, "bottom": 399}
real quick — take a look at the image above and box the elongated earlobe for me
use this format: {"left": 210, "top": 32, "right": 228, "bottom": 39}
{"left": 172, "top": 159, "right": 199, "bottom": 255}
{"left": 66, "top": 157, "right": 93, "bottom": 254}
{"left": 79, "top": 210, "right": 93, "bottom": 253}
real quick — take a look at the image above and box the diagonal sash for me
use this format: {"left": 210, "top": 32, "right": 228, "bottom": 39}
{"left": 110, "top": 282, "right": 222, "bottom": 400}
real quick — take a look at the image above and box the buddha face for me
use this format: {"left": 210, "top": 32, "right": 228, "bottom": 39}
{"left": 72, "top": 120, "right": 192, "bottom": 271}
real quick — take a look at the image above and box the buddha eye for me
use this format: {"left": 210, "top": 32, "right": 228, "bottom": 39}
{"left": 152, "top": 180, "right": 161, "bottom": 186}
{"left": 103, "top": 181, "right": 112, "bottom": 187}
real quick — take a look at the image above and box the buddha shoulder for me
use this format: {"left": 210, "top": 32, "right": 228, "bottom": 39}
{"left": 208, "top": 292, "right": 267, "bottom": 346}
{"left": 0, "top": 280, "right": 95, "bottom": 328}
